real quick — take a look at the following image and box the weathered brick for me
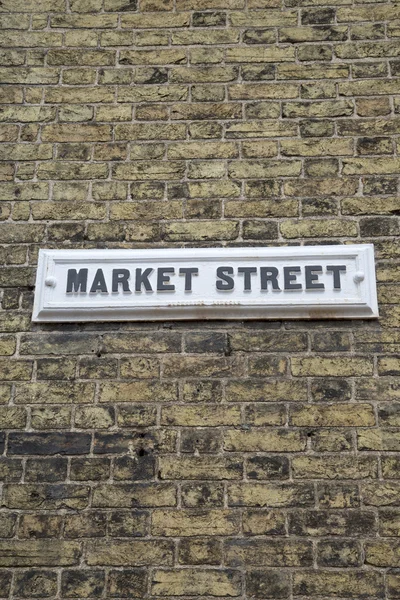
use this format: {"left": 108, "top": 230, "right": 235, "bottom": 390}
{"left": 86, "top": 540, "right": 174, "bottom": 566}
{"left": 14, "top": 570, "right": 58, "bottom": 597}
{"left": 61, "top": 571, "right": 105, "bottom": 598}
{"left": 290, "top": 403, "right": 375, "bottom": 426}
{"left": 292, "top": 456, "right": 377, "bottom": 479}
{"left": 288, "top": 510, "right": 376, "bottom": 536}
{"left": 152, "top": 509, "right": 239, "bottom": 536}
{"left": 0, "top": 541, "right": 81, "bottom": 566}
{"left": 161, "top": 405, "right": 241, "bottom": 427}
{"left": 291, "top": 356, "right": 373, "bottom": 377}
{"left": 226, "top": 380, "right": 307, "bottom": 402}
{"left": 92, "top": 483, "right": 176, "bottom": 507}
{"left": 151, "top": 569, "right": 241, "bottom": 597}
{"left": 159, "top": 456, "right": 243, "bottom": 480}
{"left": 224, "top": 429, "right": 306, "bottom": 452}
{"left": 179, "top": 538, "right": 221, "bottom": 565}
{"left": 293, "top": 570, "right": 384, "bottom": 598}
{"left": 228, "top": 483, "right": 314, "bottom": 507}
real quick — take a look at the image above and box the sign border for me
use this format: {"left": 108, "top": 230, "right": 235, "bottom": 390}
{"left": 32, "top": 244, "right": 379, "bottom": 322}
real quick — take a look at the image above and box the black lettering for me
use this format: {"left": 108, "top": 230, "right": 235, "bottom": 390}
{"left": 66, "top": 268, "right": 88, "bottom": 293}
{"left": 179, "top": 267, "right": 198, "bottom": 292}
{"left": 135, "top": 268, "right": 153, "bottom": 292}
{"left": 216, "top": 266, "right": 234, "bottom": 291}
{"left": 260, "top": 267, "right": 280, "bottom": 291}
{"left": 284, "top": 266, "right": 302, "bottom": 290}
{"left": 89, "top": 269, "right": 108, "bottom": 294}
{"left": 326, "top": 265, "right": 346, "bottom": 290}
{"left": 238, "top": 267, "right": 257, "bottom": 291}
{"left": 157, "top": 267, "right": 175, "bottom": 292}
{"left": 112, "top": 269, "right": 131, "bottom": 293}
{"left": 305, "top": 265, "right": 324, "bottom": 290}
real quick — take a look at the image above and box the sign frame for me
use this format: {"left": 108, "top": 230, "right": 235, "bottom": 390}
{"left": 32, "top": 244, "right": 378, "bottom": 322}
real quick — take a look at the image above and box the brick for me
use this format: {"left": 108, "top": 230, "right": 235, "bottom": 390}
{"left": 283, "top": 100, "right": 353, "bottom": 118}
{"left": 358, "top": 429, "right": 400, "bottom": 451}
{"left": 292, "top": 456, "right": 377, "bottom": 479}
{"left": 108, "top": 570, "right": 147, "bottom": 597}
{"left": 281, "top": 138, "right": 353, "bottom": 156}
{"left": 292, "top": 356, "right": 373, "bottom": 376}
{"left": 246, "top": 570, "right": 289, "bottom": 599}
{"left": 65, "top": 513, "right": 107, "bottom": 538}
{"left": 152, "top": 509, "right": 239, "bottom": 536}
{"left": 122, "top": 13, "right": 188, "bottom": 28}
{"left": 24, "top": 458, "right": 67, "bottom": 482}
{"left": 242, "top": 510, "right": 286, "bottom": 536}
{"left": 290, "top": 403, "right": 375, "bottom": 427}
{"left": 86, "top": 540, "right": 174, "bottom": 566}
{"left": 230, "top": 10, "right": 296, "bottom": 26}
{"left": 229, "top": 84, "right": 298, "bottom": 100}
{"left": 226, "top": 539, "right": 312, "bottom": 567}
{"left": 228, "top": 483, "right": 314, "bottom": 507}
{"left": 92, "top": 483, "right": 176, "bottom": 507}
{"left": 159, "top": 456, "right": 243, "bottom": 480}
{"left": 42, "top": 124, "right": 111, "bottom": 142}
{"left": 226, "top": 121, "right": 296, "bottom": 138}
{"left": 8, "top": 433, "right": 91, "bottom": 455}
{"left": 224, "top": 429, "right": 306, "bottom": 452}
{"left": 164, "top": 221, "right": 239, "bottom": 241}
{"left": 151, "top": 569, "right": 241, "bottom": 597}
{"left": 181, "top": 483, "right": 224, "bottom": 508}
{"left": 293, "top": 570, "right": 384, "bottom": 598}
{"left": 280, "top": 63, "right": 348, "bottom": 79}
{"left": 161, "top": 405, "right": 241, "bottom": 427}
{"left": 288, "top": 510, "right": 376, "bottom": 536}
{"left": 61, "top": 571, "right": 105, "bottom": 598}
{"left": 14, "top": 382, "right": 95, "bottom": 405}
{"left": 226, "top": 380, "right": 307, "bottom": 402}
{"left": 99, "top": 381, "right": 177, "bottom": 403}
{"left": 118, "top": 85, "right": 187, "bottom": 103}
{"left": 168, "top": 142, "right": 237, "bottom": 160}
{"left": 179, "top": 539, "right": 221, "bottom": 565}
{"left": 14, "top": 570, "right": 58, "bottom": 597}
{"left": 108, "top": 511, "right": 148, "bottom": 537}
{"left": 0, "top": 541, "right": 81, "bottom": 566}
{"left": 318, "top": 540, "right": 361, "bottom": 567}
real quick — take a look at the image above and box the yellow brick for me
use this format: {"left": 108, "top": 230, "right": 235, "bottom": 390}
{"left": 229, "top": 160, "right": 301, "bottom": 178}
{"left": 291, "top": 357, "right": 373, "bottom": 377}
{"left": 226, "top": 121, "right": 297, "bottom": 138}
{"left": 224, "top": 429, "right": 306, "bottom": 452}
{"left": 230, "top": 10, "right": 297, "bottom": 26}
{"left": 229, "top": 83, "right": 298, "bottom": 100}
{"left": 119, "top": 49, "right": 186, "bottom": 65}
{"left": 281, "top": 138, "right": 353, "bottom": 156}
{"left": 121, "top": 13, "right": 189, "bottom": 27}
{"left": 343, "top": 158, "right": 400, "bottom": 175}
{"left": 292, "top": 456, "right": 377, "bottom": 479}
{"left": 278, "top": 63, "right": 349, "bottom": 79}
{"left": 280, "top": 219, "right": 358, "bottom": 238}
{"left": 151, "top": 569, "right": 241, "bottom": 597}
{"left": 158, "top": 457, "right": 242, "bottom": 480}
{"left": 290, "top": 404, "right": 375, "bottom": 427}
{"left": 168, "top": 142, "right": 238, "bottom": 159}
{"left": 161, "top": 405, "right": 241, "bottom": 427}
{"left": 152, "top": 510, "right": 239, "bottom": 536}
{"left": 228, "top": 483, "right": 314, "bottom": 507}
{"left": 173, "top": 30, "right": 239, "bottom": 45}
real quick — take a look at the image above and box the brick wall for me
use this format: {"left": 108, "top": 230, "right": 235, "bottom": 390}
{"left": 1, "top": 0, "right": 400, "bottom": 597}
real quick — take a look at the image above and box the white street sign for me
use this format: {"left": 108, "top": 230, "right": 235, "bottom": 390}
{"left": 32, "top": 245, "right": 378, "bottom": 322}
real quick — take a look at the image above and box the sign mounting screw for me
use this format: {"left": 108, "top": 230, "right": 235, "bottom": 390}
{"left": 45, "top": 277, "right": 57, "bottom": 288}
{"left": 354, "top": 271, "right": 365, "bottom": 283}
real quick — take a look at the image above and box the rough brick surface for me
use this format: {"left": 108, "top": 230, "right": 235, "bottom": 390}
{"left": 0, "top": 0, "right": 400, "bottom": 597}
